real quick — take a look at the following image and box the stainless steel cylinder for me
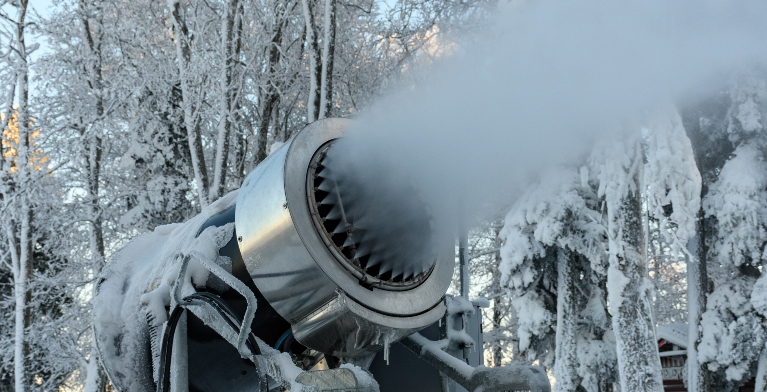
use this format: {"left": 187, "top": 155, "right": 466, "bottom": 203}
{"left": 235, "top": 118, "right": 452, "bottom": 357}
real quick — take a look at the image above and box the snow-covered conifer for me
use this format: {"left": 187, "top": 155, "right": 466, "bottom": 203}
{"left": 593, "top": 135, "right": 664, "bottom": 391}
{"left": 500, "top": 167, "right": 616, "bottom": 391}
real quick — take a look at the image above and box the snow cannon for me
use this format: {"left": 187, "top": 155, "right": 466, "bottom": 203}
{"left": 235, "top": 117, "right": 452, "bottom": 358}
{"left": 93, "top": 118, "right": 455, "bottom": 392}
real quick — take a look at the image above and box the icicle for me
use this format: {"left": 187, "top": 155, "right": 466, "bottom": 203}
{"left": 384, "top": 333, "right": 391, "bottom": 365}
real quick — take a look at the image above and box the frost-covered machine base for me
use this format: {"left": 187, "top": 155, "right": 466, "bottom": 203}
{"left": 92, "top": 118, "right": 551, "bottom": 392}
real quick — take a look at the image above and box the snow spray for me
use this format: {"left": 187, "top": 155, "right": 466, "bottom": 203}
{"left": 324, "top": 0, "right": 767, "bottom": 227}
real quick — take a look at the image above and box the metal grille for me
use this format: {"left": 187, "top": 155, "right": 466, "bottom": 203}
{"left": 307, "top": 141, "right": 436, "bottom": 289}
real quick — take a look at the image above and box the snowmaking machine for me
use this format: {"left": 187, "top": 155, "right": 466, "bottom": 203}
{"left": 92, "top": 118, "right": 551, "bottom": 392}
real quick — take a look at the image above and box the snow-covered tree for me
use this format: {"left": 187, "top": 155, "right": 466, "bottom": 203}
{"left": 0, "top": 1, "right": 39, "bottom": 389}
{"left": 685, "top": 68, "right": 767, "bottom": 392}
{"left": 500, "top": 166, "right": 617, "bottom": 392}
{"left": 457, "top": 220, "right": 517, "bottom": 366}
{"left": 499, "top": 109, "right": 701, "bottom": 391}
{"left": 10, "top": 0, "right": 497, "bottom": 388}
{"left": 680, "top": 81, "right": 737, "bottom": 392}
{"left": 593, "top": 134, "right": 664, "bottom": 391}
{"left": 639, "top": 110, "right": 706, "bottom": 392}
{"left": 0, "top": 56, "right": 84, "bottom": 392}
{"left": 699, "top": 144, "right": 767, "bottom": 388}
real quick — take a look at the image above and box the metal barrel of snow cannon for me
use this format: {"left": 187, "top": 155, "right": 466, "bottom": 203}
{"left": 93, "top": 118, "right": 455, "bottom": 392}
{"left": 235, "top": 118, "right": 452, "bottom": 357}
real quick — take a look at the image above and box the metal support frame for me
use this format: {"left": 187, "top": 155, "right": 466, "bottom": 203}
{"left": 458, "top": 214, "right": 469, "bottom": 300}
{"left": 402, "top": 333, "right": 551, "bottom": 392}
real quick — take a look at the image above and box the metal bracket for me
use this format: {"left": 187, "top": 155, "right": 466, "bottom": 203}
{"left": 401, "top": 333, "right": 551, "bottom": 392}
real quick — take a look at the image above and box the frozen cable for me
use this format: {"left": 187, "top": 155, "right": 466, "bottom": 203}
{"left": 188, "top": 250, "right": 257, "bottom": 358}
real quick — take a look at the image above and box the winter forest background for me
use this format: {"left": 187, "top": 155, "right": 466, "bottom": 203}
{"left": 1, "top": 0, "right": 767, "bottom": 391}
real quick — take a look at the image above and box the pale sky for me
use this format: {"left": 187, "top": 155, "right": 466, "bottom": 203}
{"left": 30, "top": 0, "right": 55, "bottom": 18}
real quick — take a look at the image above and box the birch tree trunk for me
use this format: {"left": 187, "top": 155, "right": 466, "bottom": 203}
{"left": 12, "top": 2, "right": 32, "bottom": 389}
{"left": 256, "top": 18, "right": 285, "bottom": 163}
{"left": 0, "top": 34, "right": 15, "bottom": 392}
{"left": 301, "top": 0, "right": 321, "bottom": 122}
{"left": 79, "top": 2, "right": 108, "bottom": 390}
{"left": 14, "top": 211, "right": 31, "bottom": 392}
{"left": 595, "top": 272, "right": 614, "bottom": 392}
{"left": 230, "top": 1, "right": 247, "bottom": 187}
{"left": 0, "top": 34, "right": 15, "bottom": 253}
{"left": 82, "top": 136, "right": 108, "bottom": 392}
{"left": 680, "top": 98, "right": 730, "bottom": 392}
{"left": 210, "top": 0, "right": 241, "bottom": 201}
{"left": 0, "top": 79, "right": 13, "bottom": 135}
{"left": 606, "top": 156, "right": 663, "bottom": 392}
{"left": 554, "top": 247, "right": 579, "bottom": 392}
{"left": 169, "top": 0, "right": 209, "bottom": 207}
{"left": 755, "top": 348, "right": 767, "bottom": 392}
{"left": 491, "top": 298, "right": 503, "bottom": 366}
{"left": 318, "top": 0, "right": 336, "bottom": 119}
{"left": 79, "top": 3, "right": 106, "bottom": 264}
{"left": 686, "top": 212, "right": 711, "bottom": 392}
{"left": 491, "top": 225, "right": 504, "bottom": 367}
